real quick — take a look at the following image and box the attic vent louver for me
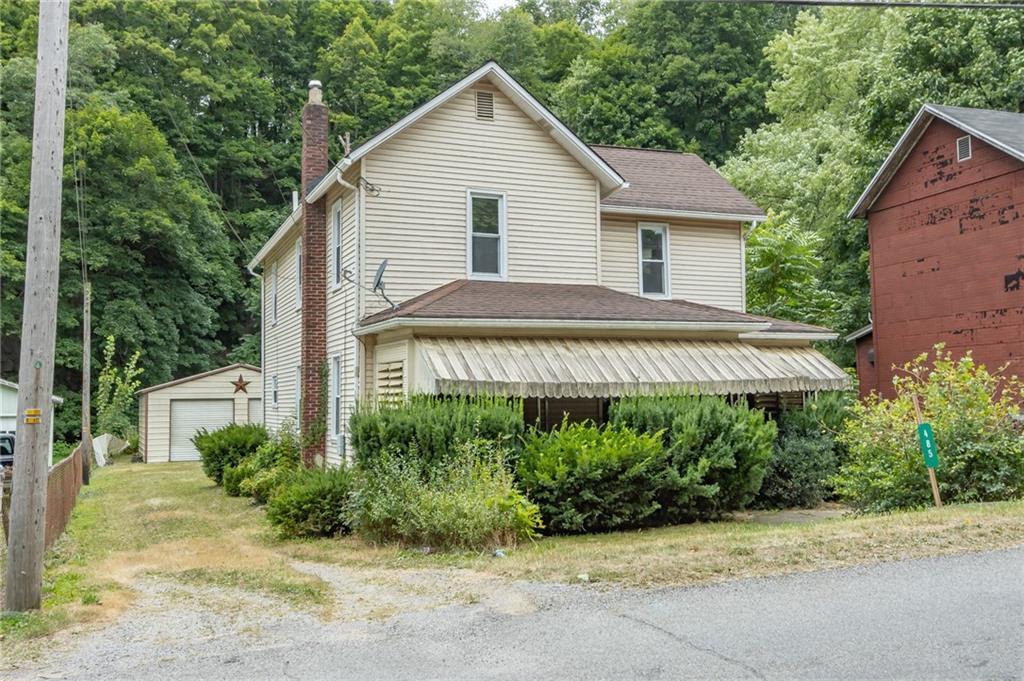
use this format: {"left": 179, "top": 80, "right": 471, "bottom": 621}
{"left": 475, "top": 91, "right": 494, "bottom": 120}
{"left": 956, "top": 134, "right": 972, "bottom": 162}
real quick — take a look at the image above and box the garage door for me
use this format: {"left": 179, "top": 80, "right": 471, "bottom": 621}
{"left": 169, "top": 399, "right": 235, "bottom": 461}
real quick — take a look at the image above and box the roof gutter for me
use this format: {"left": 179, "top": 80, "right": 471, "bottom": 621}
{"left": 601, "top": 205, "right": 767, "bottom": 223}
{"left": 354, "top": 316, "right": 771, "bottom": 337}
{"left": 740, "top": 331, "right": 838, "bottom": 341}
{"left": 305, "top": 165, "right": 356, "bottom": 205}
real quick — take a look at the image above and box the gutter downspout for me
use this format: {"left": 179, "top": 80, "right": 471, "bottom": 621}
{"left": 740, "top": 219, "right": 760, "bottom": 313}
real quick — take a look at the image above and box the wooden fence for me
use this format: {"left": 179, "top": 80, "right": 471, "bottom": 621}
{"left": 1, "top": 445, "right": 84, "bottom": 549}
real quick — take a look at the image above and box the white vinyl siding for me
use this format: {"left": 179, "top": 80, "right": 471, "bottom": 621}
{"left": 600, "top": 216, "right": 744, "bottom": 311}
{"left": 248, "top": 398, "right": 262, "bottom": 424}
{"left": 325, "top": 179, "right": 360, "bottom": 466}
{"left": 294, "top": 239, "right": 302, "bottom": 309}
{"left": 262, "top": 230, "right": 302, "bottom": 432}
{"left": 362, "top": 87, "right": 599, "bottom": 316}
{"left": 138, "top": 366, "right": 261, "bottom": 463}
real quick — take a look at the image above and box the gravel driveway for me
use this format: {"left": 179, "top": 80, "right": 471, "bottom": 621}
{"left": 8, "top": 548, "right": 1023, "bottom": 680}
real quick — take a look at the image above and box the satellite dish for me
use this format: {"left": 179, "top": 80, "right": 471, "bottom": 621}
{"left": 372, "top": 259, "right": 396, "bottom": 309}
{"left": 372, "top": 259, "right": 388, "bottom": 292}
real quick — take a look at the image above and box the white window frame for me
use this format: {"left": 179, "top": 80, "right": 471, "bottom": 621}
{"left": 271, "top": 375, "right": 279, "bottom": 408}
{"left": 956, "top": 134, "right": 972, "bottom": 162}
{"left": 637, "top": 222, "right": 671, "bottom": 299}
{"left": 270, "top": 261, "right": 278, "bottom": 325}
{"left": 330, "top": 355, "right": 341, "bottom": 439}
{"left": 331, "top": 199, "right": 343, "bottom": 289}
{"left": 294, "top": 238, "right": 302, "bottom": 310}
{"left": 294, "top": 366, "right": 302, "bottom": 421}
{"left": 466, "top": 189, "right": 507, "bottom": 281}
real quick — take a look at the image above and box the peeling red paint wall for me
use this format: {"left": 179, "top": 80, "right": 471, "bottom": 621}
{"left": 865, "top": 119, "right": 1024, "bottom": 398}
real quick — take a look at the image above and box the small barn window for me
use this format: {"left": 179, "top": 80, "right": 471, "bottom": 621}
{"left": 475, "top": 90, "right": 494, "bottom": 120}
{"left": 956, "top": 135, "right": 972, "bottom": 162}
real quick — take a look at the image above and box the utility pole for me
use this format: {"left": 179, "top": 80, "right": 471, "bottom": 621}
{"left": 81, "top": 282, "right": 91, "bottom": 485}
{"left": 5, "top": 0, "right": 71, "bottom": 612}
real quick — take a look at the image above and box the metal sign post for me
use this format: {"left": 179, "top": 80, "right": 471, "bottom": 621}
{"left": 911, "top": 394, "right": 942, "bottom": 507}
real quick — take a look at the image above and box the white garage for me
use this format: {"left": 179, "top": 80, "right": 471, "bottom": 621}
{"left": 137, "top": 364, "right": 262, "bottom": 463}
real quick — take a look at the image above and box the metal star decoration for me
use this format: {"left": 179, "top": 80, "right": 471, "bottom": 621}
{"left": 231, "top": 375, "right": 251, "bottom": 394}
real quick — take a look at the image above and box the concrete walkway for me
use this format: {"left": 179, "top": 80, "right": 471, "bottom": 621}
{"left": 10, "top": 548, "right": 1023, "bottom": 680}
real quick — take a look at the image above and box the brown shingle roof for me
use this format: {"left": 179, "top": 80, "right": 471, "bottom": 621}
{"left": 359, "top": 280, "right": 831, "bottom": 336}
{"left": 594, "top": 145, "right": 765, "bottom": 218}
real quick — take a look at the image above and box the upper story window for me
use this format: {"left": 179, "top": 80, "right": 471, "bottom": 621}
{"left": 332, "top": 200, "right": 343, "bottom": 288}
{"left": 294, "top": 239, "right": 302, "bottom": 309}
{"left": 271, "top": 375, "right": 279, "bottom": 407}
{"left": 956, "top": 135, "right": 972, "bottom": 162}
{"left": 639, "top": 223, "right": 669, "bottom": 298}
{"left": 270, "top": 262, "right": 279, "bottom": 323}
{"left": 468, "top": 190, "right": 506, "bottom": 279}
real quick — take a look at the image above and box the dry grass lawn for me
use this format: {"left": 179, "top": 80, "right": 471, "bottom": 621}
{"left": 3, "top": 461, "right": 1023, "bottom": 649}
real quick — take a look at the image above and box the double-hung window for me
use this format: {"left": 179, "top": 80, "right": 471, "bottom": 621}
{"left": 294, "top": 239, "right": 302, "bottom": 309}
{"left": 271, "top": 375, "right": 279, "bottom": 408}
{"left": 330, "top": 356, "right": 341, "bottom": 438}
{"left": 467, "top": 191, "right": 506, "bottom": 279}
{"left": 639, "top": 223, "right": 669, "bottom": 297}
{"left": 331, "top": 201, "right": 343, "bottom": 287}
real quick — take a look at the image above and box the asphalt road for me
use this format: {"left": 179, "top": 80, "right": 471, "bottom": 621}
{"left": 12, "top": 548, "right": 1024, "bottom": 680}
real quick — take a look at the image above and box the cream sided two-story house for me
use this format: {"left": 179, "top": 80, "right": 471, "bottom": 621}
{"left": 249, "top": 62, "right": 848, "bottom": 465}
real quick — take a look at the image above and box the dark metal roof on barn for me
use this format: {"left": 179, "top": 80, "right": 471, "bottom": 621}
{"left": 849, "top": 104, "right": 1024, "bottom": 218}
{"left": 593, "top": 145, "right": 767, "bottom": 220}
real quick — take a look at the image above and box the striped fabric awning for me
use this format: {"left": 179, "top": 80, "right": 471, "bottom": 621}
{"left": 415, "top": 336, "right": 850, "bottom": 398}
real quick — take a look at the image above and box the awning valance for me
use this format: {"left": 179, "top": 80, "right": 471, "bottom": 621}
{"left": 415, "top": 336, "right": 850, "bottom": 398}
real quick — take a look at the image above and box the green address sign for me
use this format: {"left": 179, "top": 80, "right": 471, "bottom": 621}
{"left": 917, "top": 423, "right": 939, "bottom": 469}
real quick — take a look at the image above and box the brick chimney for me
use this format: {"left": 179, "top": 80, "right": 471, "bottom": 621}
{"left": 300, "top": 79, "right": 328, "bottom": 466}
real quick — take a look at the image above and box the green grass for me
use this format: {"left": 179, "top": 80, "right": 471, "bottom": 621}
{"left": 4, "top": 461, "right": 1023, "bottom": 652}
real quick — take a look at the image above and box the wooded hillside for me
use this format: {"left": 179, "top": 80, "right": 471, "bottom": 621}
{"left": 1, "top": 0, "right": 1021, "bottom": 439}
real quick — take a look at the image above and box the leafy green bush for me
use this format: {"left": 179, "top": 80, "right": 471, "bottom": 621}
{"left": 518, "top": 421, "right": 710, "bottom": 533}
{"left": 351, "top": 439, "right": 541, "bottom": 550}
{"left": 51, "top": 440, "right": 76, "bottom": 464}
{"left": 611, "top": 395, "right": 777, "bottom": 517}
{"left": 222, "top": 464, "right": 245, "bottom": 497}
{"left": 240, "top": 464, "right": 298, "bottom": 504}
{"left": 757, "top": 434, "right": 838, "bottom": 509}
{"left": 755, "top": 392, "right": 852, "bottom": 508}
{"left": 835, "top": 347, "right": 1024, "bottom": 512}
{"left": 194, "top": 423, "right": 268, "bottom": 485}
{"left": 267, "top": 466, "right": 357, "bottom": 537}
{"left": 349, "top": 395, "right": 523, "bottom": 470}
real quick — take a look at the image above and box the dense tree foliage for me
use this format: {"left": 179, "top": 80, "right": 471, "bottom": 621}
{"left": 1, "top": 0, "right": 1021, "bottom": 438}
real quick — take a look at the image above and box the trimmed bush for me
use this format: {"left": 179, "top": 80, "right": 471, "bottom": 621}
{"left": 228, "top": 424, "right": 302, "bottom": 503}
{"left": 194, "top": 423, "right": 268, "bottom": 485}
{"left": 240, "top": 464, "right": 298, "bottom": 504}
{"left": 351, "top": 439, "right": 541, "bottom": 550}
{"left": 267, "top": 466, "right": 357, "bottom": 537}
{"left": 835, "top": 347, "right": 1024, "bottom": 512}
{"left": 222, "top": 464, "right": 245, "bottom": 497}
{"left": 611, "top": 395, "right": 777, "bottom": 517}
{"left": 519, "top": 421, "right": 711, "bottom": 533}
{"left": 349, "top": 395, "right": 524, "bottom": 469}
{"left": 757, "top": 434, "right": 838, "bottom": 509}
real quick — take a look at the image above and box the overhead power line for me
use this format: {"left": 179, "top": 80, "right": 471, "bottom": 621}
{"left": 681, "top": 0, "right": 1024, "bottom": 8}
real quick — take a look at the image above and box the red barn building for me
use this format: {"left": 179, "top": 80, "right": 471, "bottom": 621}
{"left": 848, "top": 104, "right": 1023, "bottom": 399}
